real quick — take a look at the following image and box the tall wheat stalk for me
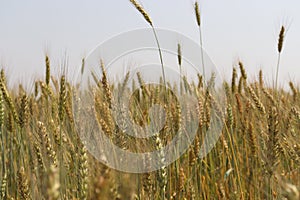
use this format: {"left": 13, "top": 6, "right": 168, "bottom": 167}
{"left": 275, "top": 26, "right": 285, "bottom": 91}
{"left": 194, "top": 1, "right": 206, "bottom": 82}
{"left": 129, "top": 0, "right": 166, "bottom": 87}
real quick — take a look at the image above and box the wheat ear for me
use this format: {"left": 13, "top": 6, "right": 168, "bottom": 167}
{"left": 129, "top": 0, "right": 152, "bottom": 25}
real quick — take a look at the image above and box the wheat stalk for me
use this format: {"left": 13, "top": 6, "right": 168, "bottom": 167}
{"left": 129, "top": 0, "right": 166, "bottom": 86}
{"left": 194, "top": 1, "right": 206, "bottom": 81}
{"left": 275, "top": 26, "right": 285, "bottom": 91}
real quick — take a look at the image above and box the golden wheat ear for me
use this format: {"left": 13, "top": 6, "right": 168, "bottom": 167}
{"left": 129, "top": 0, "right": 152, "bottom": 26}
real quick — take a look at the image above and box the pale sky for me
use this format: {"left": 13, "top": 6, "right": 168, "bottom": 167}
{"left": 0, "top": 0, "right": 300, "bottom": 88}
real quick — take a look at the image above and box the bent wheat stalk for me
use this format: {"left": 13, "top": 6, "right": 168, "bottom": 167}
{"left": 129, "top": 0, "right": 166, "bottom": 87}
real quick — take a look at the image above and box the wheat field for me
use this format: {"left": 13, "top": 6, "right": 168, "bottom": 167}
{"left": 0, "top": 1, "right": 300, "bottom": 200}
